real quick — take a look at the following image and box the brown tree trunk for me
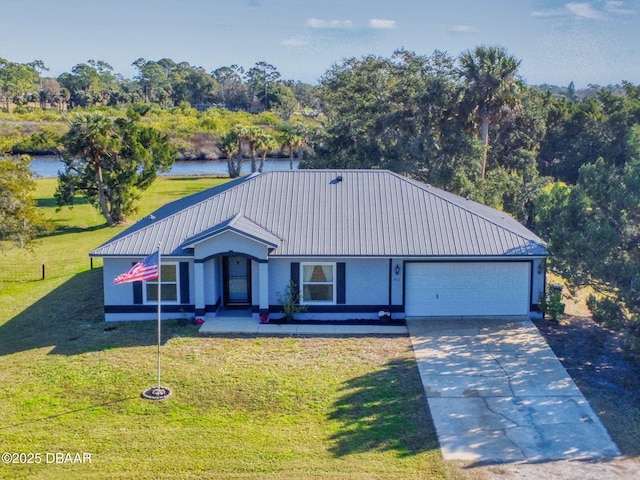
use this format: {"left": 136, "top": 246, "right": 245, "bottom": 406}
{"left": 260, "top": 152, "right": 266, "bottom": 173}
{"left": 480, "top": 115, "right": 490, "bottom": 179}
{"left": 95, "top": 163, "right": 113, "bottom": 225}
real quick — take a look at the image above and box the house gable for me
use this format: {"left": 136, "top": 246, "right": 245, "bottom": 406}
{"left": 182, "top": 214, "right": 280, "bottom": 261}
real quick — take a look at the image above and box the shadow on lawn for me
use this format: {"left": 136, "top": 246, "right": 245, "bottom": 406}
{"left": 0, "top": 269, "right": 199, "bottom": 357}
{"left": 328, "top": 358, "right": 440, "bottom": 458}
{"left": 45, "top": 223, "right": 107, "bottom": 237}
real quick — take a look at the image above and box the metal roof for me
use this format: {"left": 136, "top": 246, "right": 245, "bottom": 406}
{"left": 91, "top": 170, "right": 546, "bottom": 258}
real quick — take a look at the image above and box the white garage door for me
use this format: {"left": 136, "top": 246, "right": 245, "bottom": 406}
{"left": 405, "top": 262, "right": 531, "bottom": 317}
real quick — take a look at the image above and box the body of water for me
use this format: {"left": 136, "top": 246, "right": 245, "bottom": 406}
{"left": 29, "top": 156, "right": 300, "bottom": 178}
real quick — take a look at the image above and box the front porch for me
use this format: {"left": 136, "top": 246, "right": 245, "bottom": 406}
{"left": 188, "top": 214, "right": 277, "bottom": 318}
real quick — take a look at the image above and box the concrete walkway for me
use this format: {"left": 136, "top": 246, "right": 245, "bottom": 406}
{"left": 407, "top": 317, "right": 620, "bottom": 463}
{"left": 199, "top": 316, "right": 408, "bottom": 335}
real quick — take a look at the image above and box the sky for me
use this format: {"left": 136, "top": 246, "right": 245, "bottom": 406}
{"left": 1, "top": 0, "right": 638, "bottom": 88}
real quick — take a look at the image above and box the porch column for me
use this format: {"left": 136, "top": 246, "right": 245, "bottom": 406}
{"left": 194, "top": 260, "right": 205, "bottom": 316}
{"left": 258, "top": 261, "right": 269, "bottom": 315}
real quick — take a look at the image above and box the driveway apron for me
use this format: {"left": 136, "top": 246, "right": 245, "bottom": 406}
{"left": 407, "top": 317, "right": 620, "bottom": 463}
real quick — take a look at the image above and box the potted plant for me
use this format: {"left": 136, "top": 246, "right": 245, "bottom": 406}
{"left": 378, "top": 309, "right": 392, "bottom": 323}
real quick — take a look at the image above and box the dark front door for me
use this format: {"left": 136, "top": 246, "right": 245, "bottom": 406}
{"left": 224, "top": 256, "right": 251, "bottom": 306}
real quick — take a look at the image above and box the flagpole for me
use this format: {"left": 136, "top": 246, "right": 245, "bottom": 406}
{"left": 115, "top": 247, "right": 170, "bottom": 400}
{"left": 156, "top": 243, "right": 162, "bottom": 390}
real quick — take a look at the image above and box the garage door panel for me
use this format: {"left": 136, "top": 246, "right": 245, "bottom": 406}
{"left": 405, "top": 262, "right": 530, "bottom": 317}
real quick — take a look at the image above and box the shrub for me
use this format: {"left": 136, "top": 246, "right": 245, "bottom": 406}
{"left": 586, "top": 294, "right": 626, "bottom": 330}
{"left": 626, "top": 333, "right": 640, "bottom": 360}
{"left": 12, "top": 128, "right": 64, "bottom": 153}
{"left": 586, "top": 296, "right": 640, "bottom": 361}
{"left": 539, "top": 282, "right": 565, "bottom": 321}
{"left": 276, "top": 280, "right": 307, "bottom": 321}
{"left": 624, "top": 315, "right": 640, "bottom": 360}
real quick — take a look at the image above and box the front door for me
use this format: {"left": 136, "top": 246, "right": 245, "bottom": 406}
{"left": 224, "top": 256, "right": 251, "bottom": 306}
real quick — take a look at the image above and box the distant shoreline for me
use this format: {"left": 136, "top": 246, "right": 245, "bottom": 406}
{"left": 29, "top": 156, "right": 300, "bottom": 178}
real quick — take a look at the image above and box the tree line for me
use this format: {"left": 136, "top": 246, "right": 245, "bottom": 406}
{"left": 0, "top": 57, "right": 316, "bottom": 117}
{"left": 308, "top": 46, "right": 640, "bottom": 355}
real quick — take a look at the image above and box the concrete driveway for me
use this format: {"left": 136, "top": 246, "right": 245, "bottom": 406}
{"left": 407, "top": 317, "right": 620, "bottom": 463}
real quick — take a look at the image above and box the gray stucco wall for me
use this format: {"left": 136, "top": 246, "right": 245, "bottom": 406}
{"left": 267, "top": 257, "right": 391, "bottom": 306}
{"left": 101, "top": 254, "right": 546, "bottom": 321}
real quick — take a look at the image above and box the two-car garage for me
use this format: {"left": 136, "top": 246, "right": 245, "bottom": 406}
{"left": 404, "top": 262, "right": 532, "bottom": 317}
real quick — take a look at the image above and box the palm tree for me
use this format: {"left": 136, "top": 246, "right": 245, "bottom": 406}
{"left": 234, "top": 125, "right": 263, "bottom": 173}
{"left": 457, "top": 45, "right": 522, "bottom": 179}
{"left": 219, "top": 128, "right": 242, "bottom": 178}
{"left": 280, "top": 124, "right": 306, "bottom": 169}
{"left": 255, "top": 132, "right": 278, "bottom": 173}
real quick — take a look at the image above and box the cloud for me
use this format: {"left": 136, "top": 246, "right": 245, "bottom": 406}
{"left": 306, "top": 18, "right": 354, "bottom": 29}
{"left": 305, "top": 17, "right": 398, "bottom": 30}
{"left": 282, "top": 36, "right": 308, "bottom": 47}
{"left": 604, "top": 1, "right": 635, "bottom": 15}
{"left": 449, "top": 24, "right": 477, "bottom": 34}
{"left": 565, "top": 2, "right": 605, "bottom": 19}
{"left": 533, "top": 1, "right": 635, "bottom": 20}
{"left": 531, "top": 8, "right": 566, "bottom": 17}
{"left": 368, "top": 19, "right": 396, "bottom": 29}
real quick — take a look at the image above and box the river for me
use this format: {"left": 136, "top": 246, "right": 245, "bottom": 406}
{"left": 29, "top": 156, "right": 300, "bottom": 178}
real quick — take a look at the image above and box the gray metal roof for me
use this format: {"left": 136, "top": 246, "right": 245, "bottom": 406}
{"left": 91, "top": 170, "right": 546, "bottom": 258}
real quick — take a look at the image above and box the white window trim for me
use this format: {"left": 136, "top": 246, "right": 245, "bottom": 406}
{"left": 300, "top": 262, "right": 336, "bottom": 305}
{"left": 143, "top": 262, "right": 180, "bottom": 305}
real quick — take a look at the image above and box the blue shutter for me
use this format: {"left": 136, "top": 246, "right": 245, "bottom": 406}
{"left": 132, "top": 260, "right": 143, "bottom": 304}
{"left": 337, "top": 262, "right": 346, "bottom": 304}
{"left": 180, "top": 262, "right": 190, "bottom": 304}
{"left": 291, "top": 262, "right": 300, "bottom": 304}
{"left": 133, "top": 282, "right": 143, "bottom": 304}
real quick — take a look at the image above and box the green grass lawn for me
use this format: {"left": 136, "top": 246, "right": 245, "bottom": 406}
{"left": 0, "top": 177, "right": 462, "bottom": 479}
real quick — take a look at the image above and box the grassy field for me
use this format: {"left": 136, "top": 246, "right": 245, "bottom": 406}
{"left": 0, "top": 177, "right": 462, "bottom": 479}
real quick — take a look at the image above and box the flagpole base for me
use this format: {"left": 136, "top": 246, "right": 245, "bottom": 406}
{"left": 141, "top": 386, "right": 172, "bottom": 400}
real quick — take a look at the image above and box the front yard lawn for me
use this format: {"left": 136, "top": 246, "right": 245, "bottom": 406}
{"left": 0, "top": 271, "right": 456, "bottom": 479}
{"left": 0, "top": 176, "right": 461, "bottom": 479}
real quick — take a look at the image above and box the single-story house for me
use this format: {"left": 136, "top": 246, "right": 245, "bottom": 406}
{"left": 90, "top": 169, "right": 547, "bottom": 322}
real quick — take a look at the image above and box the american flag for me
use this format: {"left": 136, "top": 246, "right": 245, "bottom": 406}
{"left": 113, "top": 251, "right": 159, "bottom": 285}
